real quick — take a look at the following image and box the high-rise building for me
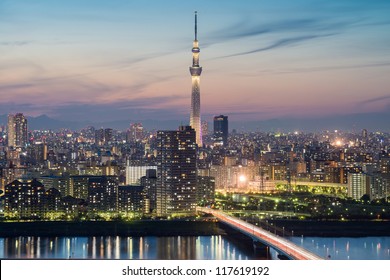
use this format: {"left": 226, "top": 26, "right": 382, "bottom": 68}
{"left": 196, "top": 176, "right": 215, "bottom": 206}
{"left": 28, "top": 142, "right": 47, "bottom": 164}
{"left": 87, "top": 176, "right": 118, "bottom": 212}
{"left": 104, "top": 128, "right": 113, "bottom": 144}
{"left": 140, "top": 169, "right": 157, "bottom": 213}
{"left": 156, "top": 126, "right": 197, "bottom": 217}
{"left": 127, "top": 123, "right": 144, "bottom": 142}
{"left": 71, "top": 176, "right": 89, "bottom": 199}
{"left": 213, "top": 115, "right": 228, "bottom": 146}
{"left": 7, "top": 113, "right": 28, "bottom": 148}
{"left": 347, "top": 173, "right": 369, "bottom": 200}
{"left": 201, "top": 120, "right": 208, "bottom": 137}
{"left": 4, "top": 179, "right": 45, "bottom": 219}
{"left": 368, "top": 173, "right": 390, "bottom": 200}
{"left": 44, "top": 188, "right": 63, "bottom": 215}
{"left": 125, "top": 163, "right": 157, "bottom": 185}
{"left": 7, "top": 115, "right": 15, "bottom": 148}
{"left": 38, "top": 174, "right": 71, "bottom": 197}
{"left": 189, "top": 11, "right": 202, "bottom": 147}
{"left": 118, "top": 185, "right": 144, "bottom": 214}
{"left": 380, "top": 157, "right": 390, "bottom": 174}
{"left": 95, "top": 128, "right": 112, "bottom": 145}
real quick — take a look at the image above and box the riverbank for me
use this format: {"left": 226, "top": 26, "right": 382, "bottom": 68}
{"left": 0, "top": 220, "right": 223, "bottom": 237}
{"left": 270, "top": 219, "right": 390, "bottom": 237}
{"left": 1, "top": 219, "right": 389, "bottom": 238}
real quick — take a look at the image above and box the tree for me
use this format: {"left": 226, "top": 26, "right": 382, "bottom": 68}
{"left": 360, "top": 194, "right": 370, "bottom": 204}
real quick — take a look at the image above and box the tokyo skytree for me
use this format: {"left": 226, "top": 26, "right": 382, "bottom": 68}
{"left": 189, "top": 11, "right": 202, "bottom": 147}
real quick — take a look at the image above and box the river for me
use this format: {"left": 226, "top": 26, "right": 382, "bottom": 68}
{"left": 0, "top": 236, "right": 253, "bottom": 260}
{"left": 1, "top": 235, "right": 389, "bottom": 260}
{"left": 288, "top": 236, "right": 390, "bottom": 260}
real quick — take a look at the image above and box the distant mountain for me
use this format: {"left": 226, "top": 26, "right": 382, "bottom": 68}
{"left": 28, "top": 115, "right": 84, "bottom": 130}
{"left": 0, "top": 111, "right": 388, "bottom": 132}
{"left": 230, "top": 111, "right": 390, "bottom": 132}
{"left": 0, "top": 114, "right": 183, "bottom": 131}
{"left": 0, "top": 114, "right": 83, "bottom": 130}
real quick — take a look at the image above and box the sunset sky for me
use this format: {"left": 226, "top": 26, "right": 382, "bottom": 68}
{"left": 1, "top": 0, "right": 390, "bottom": 126}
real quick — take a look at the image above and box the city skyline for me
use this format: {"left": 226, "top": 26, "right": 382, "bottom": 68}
{"left": 1, "top": 0, "right": 390, "bottom": 129}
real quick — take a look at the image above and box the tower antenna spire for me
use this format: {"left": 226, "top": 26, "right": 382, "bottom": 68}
{"left": 194, "top": 11, "right": 197, "bottom": 40}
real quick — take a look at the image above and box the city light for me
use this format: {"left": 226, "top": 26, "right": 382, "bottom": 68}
{"left": 0, "top": 3, "right": 389, "bottom": 264}
{"left": 334, "top": 140, "right": 343, "bottom": 146}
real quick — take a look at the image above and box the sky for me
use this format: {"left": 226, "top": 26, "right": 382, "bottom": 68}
{"left": 1, "top": 0, "right": 390, "bottom": 128}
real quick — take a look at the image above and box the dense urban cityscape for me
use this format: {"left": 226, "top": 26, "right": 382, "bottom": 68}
{"left": 1, "top": 112, "right": 389, "bottom": 222}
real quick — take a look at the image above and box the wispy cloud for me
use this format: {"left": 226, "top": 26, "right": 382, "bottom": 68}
{"left": 42, "top": 96, "right": 189, "bottom": 122}
{"left": 0, "top": 83, "right": 35, "bottom": 91}
{"left": 358, "top": 94, "right": 390, "bottom": 105}
{"left": 205, "top": 17, "right": 355, "bottom": 45}
{"left": 203, "top": 15, "right": 357, "bottom": 58}
{"left": 218, "top": 34, "right": 334, "bottom": 58}
{"left": 249, "top": 61, "right": 390, "bottom": 76}
{"left": 0, "top": 40, "right": 32, "bottom": 46}
{"left": 116, "top": 95, "right": 188, "bottom": 110}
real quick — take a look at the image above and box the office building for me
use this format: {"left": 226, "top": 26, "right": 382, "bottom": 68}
{"left": 213, "top": 115, "right": 228, "bottom": 146}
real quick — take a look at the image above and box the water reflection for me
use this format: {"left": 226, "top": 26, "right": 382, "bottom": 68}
{"left": 289, "top": 236, "right": 390, "bottom": 260}
{"left": 0, "top": 236, "right": 252, "bottom": 260}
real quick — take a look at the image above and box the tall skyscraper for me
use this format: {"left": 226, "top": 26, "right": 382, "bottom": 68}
{"left": 7, "top": 113, "right": 28, "bottom": 148}
{"left": 213, "top": 115, "right": 228, "bottom": 146}
{"left": 156, "top": 126, "right": 197, "bottom": 217}
{"left": 7, "top": 115, "right": 15, "bottom": 148}
{"left": 189, "top": 11, "right": 202, "bottom": 147}
{"left": 95, "top": 128, "right": 112, "bottom": 145}
{"left": 127, "top": 123, "right": 144, "bottom": 142}
{"left": 201, "top": 120, "right": 208, "bottom": 137}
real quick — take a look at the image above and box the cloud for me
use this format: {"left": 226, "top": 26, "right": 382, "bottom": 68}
{"left": 0, "top": 60, "right": 44, "bottom": 72}
{"left": 203, "top": 15, "right": 358, "bottom": 58}
{"left": 47, "top": 96, "right": 189, "bottom": 122}
{"left": 0, "top": 83, "right": 35, "bottom": 91}
{"left": 0, "top": 41, "right": 32, "bottom": 46}
{"left": 219, "top": 34, "right": 334, "bottom": 58}
{"left": 358, "top": 94, "right": 390, "bottom": 105}
{"left": 0, "top": 102, "right": 50, "bottom": 116}
{"left": 252, "top": 61, "right": 390, "bottom": 75}
{"left": 205, "top": 16, "right": 355, "bottom": 46}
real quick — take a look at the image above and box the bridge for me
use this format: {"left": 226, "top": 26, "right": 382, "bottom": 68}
{"left": 197, "top": 207, "right": 323, "bottom": 260}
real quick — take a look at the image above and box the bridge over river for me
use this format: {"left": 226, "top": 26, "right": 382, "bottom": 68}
{"left": 198, "top": 207, "right": 322, "bottom": 260}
